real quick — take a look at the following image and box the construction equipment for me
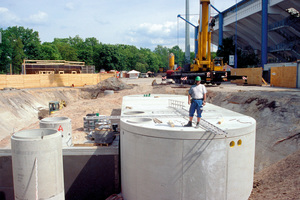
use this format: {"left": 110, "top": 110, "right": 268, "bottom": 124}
{"left": 167, "top": 0, "right": 227, "bottom": 85}
{"left": 49, "top": 101, "right": 60, "bottom": 114}
{"left": 48, "top": 100, "right": 66, "bottom": 115}
{"left": 59, "top": 100, "right": 67, "bottom": 109}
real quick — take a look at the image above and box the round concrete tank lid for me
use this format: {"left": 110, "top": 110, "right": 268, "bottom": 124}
{"left": 12, "top": 129, "right": 59, "bottom": 140}
{"left": 127, "top": 118, "right": 152, "bottom": 123}
{"left": 123, "top": 111, "right": 145, "bottom": 115}
{"left": 40, "top": 117, "right": 71, "bottom": 123}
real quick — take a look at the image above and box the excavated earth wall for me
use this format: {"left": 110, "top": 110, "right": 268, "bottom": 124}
{"left": 207, "top": 89, "right": 300, "bottom": 172}
{"left": 0, "top": 87, "right": 81, "bottom": 144}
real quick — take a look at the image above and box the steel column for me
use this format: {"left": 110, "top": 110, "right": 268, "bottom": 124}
{"left": 218, "top": 13, "right": 223, "bottom": 49}
{"left": 261, "top": 0, "right": 268, "bottom": 69}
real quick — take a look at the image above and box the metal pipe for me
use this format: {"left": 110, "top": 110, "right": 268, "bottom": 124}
{"left": 185, "top": 0, "right": 191, "bottom": 64}
{"left": 177, "top": 15, "right": 197, "bottom": 28}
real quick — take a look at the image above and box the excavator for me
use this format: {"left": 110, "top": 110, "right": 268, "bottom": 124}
{"left": 167, "top": 0, "right": 227, "bottom": 85}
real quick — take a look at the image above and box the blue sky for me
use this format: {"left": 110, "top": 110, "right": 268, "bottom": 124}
{"left": 0, "top": 0, "right": 241, "bottom": 50}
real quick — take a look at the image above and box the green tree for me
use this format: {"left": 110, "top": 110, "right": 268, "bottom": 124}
{"left": 135, "top": 62, "right": 147, "bottom": 73}
{"left": 169, "top": 45, "right": 185, "bottom": 68}
{"left": 93, "top": 44, "right": 121, "bottom": 71}
{"left": 6, "top": 26, "right": 41, "bottom": 59}
{"left": 217, "top": 37, "right": 236, "bottom": 65}
{"left": 85, "top": 37, "right": 99, "bottom": 47}
{"left": 54, "top": 42, "right": 78, "bottom": 61}
{"left": 217, "top": 37, "right": 259, "bottom": 68}
{"left": 211, "top": 52, "right": 217, "bottom": 59}
{"left": 119, "top": 45, "right": 139, "bottom": 71}
{"left": 39, "top": 43, "right": 62, "bottom": 60}
{"left": 0, "top": 29, "right": 13, "bottom": 73}
{"left": 239, "top": 51, "right": 259, "bottom": 68}
{"left": 0, "top": 26, "right": 187, "bottom": 74}
{"left": 11, "top": 38, "right": 25, "bottom": 74}
{"left": 154, "top": 45, "right": 169, "bottom": 70}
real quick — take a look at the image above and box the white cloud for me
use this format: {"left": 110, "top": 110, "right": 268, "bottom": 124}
{"left": 124, "top": 20, "right": 189, "bottom": 50}
{"left": 28, "top": 11, "right": 48, "bottom": 24}
{"left": 136, "top": 22, "right": 177, "bottom": 37}
{"left": 65, "top": 2, "right": 75, "bottom": 11}
{"left": 0, "top": 7, "right": 20, "bottom": 25}
{"left": 0, "top": 0, "right": 241, "bottom": 50}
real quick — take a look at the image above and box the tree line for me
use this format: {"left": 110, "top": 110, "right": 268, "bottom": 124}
{"left": 0, "top": 26, "right": 258, "bottom": 74}
{"left": 0, "top": 26, "right": 189, "bottom": 74}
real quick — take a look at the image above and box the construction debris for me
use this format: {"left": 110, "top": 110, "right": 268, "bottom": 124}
{"left": 153, "top": 118, "right": 162, "bottom": 124}
{"left": 168, "top": 120, "right": 175, "bottom": 127}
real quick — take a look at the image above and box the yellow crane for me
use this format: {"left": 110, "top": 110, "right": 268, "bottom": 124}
{"left": 191, "top": 0, "right": 223, "bottom": 72}
{"left": 167, "top": 0, "right": 227, "bottom": 85}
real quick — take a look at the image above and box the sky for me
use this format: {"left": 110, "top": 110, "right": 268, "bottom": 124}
{"left": 0, "top": 0, "right": 242, "bottom": 51}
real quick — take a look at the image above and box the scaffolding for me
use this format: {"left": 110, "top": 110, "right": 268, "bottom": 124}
{"left": 23, "top": 60, "right": 85, "bottom": 74}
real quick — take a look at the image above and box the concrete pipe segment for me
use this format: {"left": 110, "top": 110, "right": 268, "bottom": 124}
{"left": 104, "top": 90, "right": 114, "bottom": 95}
{"left": 40, "top": 117, "right": 72, "bottom": 147}
{"left": 11, "top": 129, "right": 65, "bottom": 200}
{"left": 120, "top": 94, "right": 256, "bottom": 200}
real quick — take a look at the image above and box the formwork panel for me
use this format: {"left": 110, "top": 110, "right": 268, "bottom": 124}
{"left": 0, "top": 73, "right": 115, "bottom": 89}
{"left": 271, "top": 66, "right": 296, "bottom": 88}
{"left": 0, "top": 75, "right": 7, "bottom": 89}
{"left": 40, "top": 74, "right": 55, "bottom": 87}
{"left": 23, "top": 74, "right": 41, "bottom": 88}
{"left": 101, "top": 73, "right": 116, "bottom": 81}
{"left": 231, "top": 68, "right": 262, "bottom": 85}
{"left": 6, "top": 75, "right": 24, "bottom": 88}
{"left": 81, "top": 74, "right": 98, "bottom": 85}
{"left": 68, "top": 74, "right": 83, "bottom": 86}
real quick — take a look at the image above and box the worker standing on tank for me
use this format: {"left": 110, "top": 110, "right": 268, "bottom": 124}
{"left": 184, "top": 76, "right": 207, "bottom": 128}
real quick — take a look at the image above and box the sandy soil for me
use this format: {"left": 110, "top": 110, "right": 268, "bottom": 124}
{"left": 1, "top": 77, "right": 299, "bottom": 199}
{"left": 19, "top": 78, "right": 185, "bottom": 145}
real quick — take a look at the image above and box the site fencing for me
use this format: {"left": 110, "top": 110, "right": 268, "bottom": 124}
{"left": 0, "top": 73, "right": 115, "bottom": 89}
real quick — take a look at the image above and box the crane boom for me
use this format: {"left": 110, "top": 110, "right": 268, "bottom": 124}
{"left": 166, "top": 0, "right": 227, "bottom": 85}
{"left": 192, "top": 0, "right": 212, "bottom": 71}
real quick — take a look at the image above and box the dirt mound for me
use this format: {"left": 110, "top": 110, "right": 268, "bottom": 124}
{"left": 249, "top": 149, "right": 300, "bottom": 199}
{"left": 97, "top": 77, "right": 133, "bottom": 91}
{"left": 207, "top": 89, "right": 300, "bottom": 172}
{"left": 81, "top": 77, "right": 133, "bottom": 99}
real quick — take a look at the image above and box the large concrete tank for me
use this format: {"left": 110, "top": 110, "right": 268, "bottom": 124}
{"left": 11, "top": 129, "right": 65, "bottom": 200}
{"left": 120, "top": 94, "right": 256, "bottom": 200}
{"left": 40, "top": 117, "right": 72, "bottom": 147}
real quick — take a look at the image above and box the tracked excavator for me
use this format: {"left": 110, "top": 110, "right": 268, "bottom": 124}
{"left": 167, "top": 0, "right": 227, "bottom": 85}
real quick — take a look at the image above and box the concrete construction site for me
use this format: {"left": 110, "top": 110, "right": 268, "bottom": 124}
{"left": 0, "top": 75, "right": 299, "bottom": 200}
{"left": 0, "top": 0, "right": 300, "bottom": 199}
